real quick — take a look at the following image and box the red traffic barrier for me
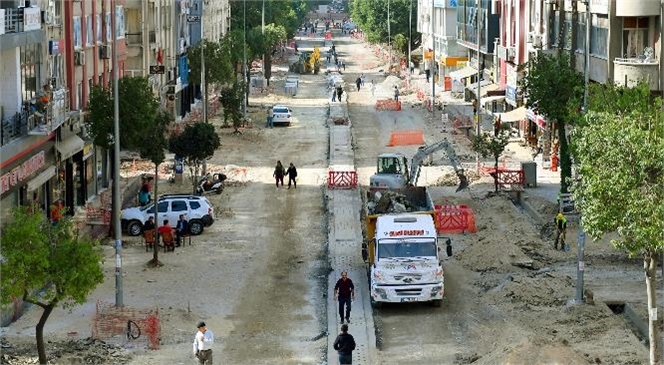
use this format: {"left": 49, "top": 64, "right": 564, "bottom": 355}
{"left": 435, "top": 204, "right": 477, "bottom": 234}
{"left": 327, "top": 170, "right": 358, "bottom": 190}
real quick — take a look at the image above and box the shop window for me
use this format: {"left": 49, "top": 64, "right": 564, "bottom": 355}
{"left": 622, "top": 17, "right": 650, "bottom": 59}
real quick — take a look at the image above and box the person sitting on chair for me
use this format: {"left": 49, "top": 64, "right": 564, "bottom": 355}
{"left": 175, "top": 214, "right": 189, "bottom": 247}
{"left": 158, "top": 219, "right": 175, "bottom": 251}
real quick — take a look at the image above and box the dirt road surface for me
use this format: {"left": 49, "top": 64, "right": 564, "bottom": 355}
{"left": 0, "top": 24, "right": 654, "bottom": 365}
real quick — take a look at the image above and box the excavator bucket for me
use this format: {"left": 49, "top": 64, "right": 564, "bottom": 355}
{"left": 456, "top": 173, "right": 469, "bottom": 192}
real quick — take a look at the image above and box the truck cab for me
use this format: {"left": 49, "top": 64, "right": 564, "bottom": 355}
{"left": 369, "top": 214, "right": 444, "bottom": 307}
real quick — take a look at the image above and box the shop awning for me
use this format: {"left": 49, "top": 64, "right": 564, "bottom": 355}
{"left": 482, "top": 95, "right": 506, "bottom": 104}
{"left": 27, "top": 166, "right": 56, "bottom": 191}
{"left": 56, "top": 134, "right": 85, "bottom": 160}
{"left": 448, "top": 66, "right": 477, "bottom": 80}
{"left": 498, "top": 106, "right": 527, "bottom": 122}
{"left": 468, "top": 82, "right": 499, "bottom": 97}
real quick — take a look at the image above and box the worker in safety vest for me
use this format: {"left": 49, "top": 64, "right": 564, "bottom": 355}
{"left": 554, "top": 212, "right": 567, "bottom": 250}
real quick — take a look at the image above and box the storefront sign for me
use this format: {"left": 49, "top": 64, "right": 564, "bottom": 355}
{"left": 49, "top": 40, "right": 64, "bottom": 55}
{"left": 23, "top": 7, "right": 42, "bottom": 31}
{"left": 590, "top": 0, "right": 609, "bottom": 14}
{"left": 1, "top": 151, "right": 46, "bottom": 195}
{"left": 506, "top": 85, "right": 517, "bottom": 105}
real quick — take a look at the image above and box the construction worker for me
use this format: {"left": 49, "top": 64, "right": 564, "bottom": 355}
{"left": 554, "top": 212, "right": 567, "bottom": 250}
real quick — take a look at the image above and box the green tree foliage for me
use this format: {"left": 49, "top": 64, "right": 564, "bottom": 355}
{"left": 471, "top": 123, "right": 511, "bottom": 192}
{"left": 218, "top": 82, "right": 246, "bottom": 132}
{"left": 519, "top": 52, "right": 584, "bottom": 193}
{"left": 168, "top": 123, "right": 221, "bottom": 194}
{"left": 229, "top": 0, "right": 307, "bottom": 40}
{"left": 571, "top": 86, "right": 664, "bottom": 363}
{"left": 187, "top": 39, "right": 234, "bottom": 86}
{"left": 350, "top": 0, "right": 419, "bottom": 51}
{"left": 1, "top": 207, "right": 104, "bottom": 364}
{"left": 86, "top": 77, "right": 160, "bottom": 150}
{"left": 247, "top": 24, "right": 287, "bottom": 86}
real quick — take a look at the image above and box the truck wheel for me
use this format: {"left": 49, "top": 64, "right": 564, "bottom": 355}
{"left": 370, "top": 298, "right": 382, "bottom": 309}
{"left": 127, "top": 220, "right": 143, "bottom": 236}
{"left": 431, "top": 299, "right": 442, "bottom": 307}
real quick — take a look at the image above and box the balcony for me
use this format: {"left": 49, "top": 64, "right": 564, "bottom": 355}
{"left": 1, "top": 88, "right": 70, "bottom": 145}
{"left": 613, "top": 53, "right": 660, "bottom": 90}
{"left": 2, "top": 6, "right": 41, "bottom": 34}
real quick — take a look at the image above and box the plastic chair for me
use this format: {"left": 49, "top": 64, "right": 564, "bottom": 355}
{"left": 143, "top": 230, "right": 156, "bottom": 252}
{"left": 162, "top": 230, "right": 175, "bottom": 252}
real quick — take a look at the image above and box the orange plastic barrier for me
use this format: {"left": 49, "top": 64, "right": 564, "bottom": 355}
{"left": 435, "top": 204, "right": 477, "bottom": 234}
{"left": 325, "top": 31, "right": 332, "bottom": 40}
{"left": 551, "top": 154, "right": 559, "bottom": 172}
{"left": 444, "top": 76, "right": 452, "bottom": 91}
{"left": 327, "top": 170, "right": 358, "bottom": 189}
{"left": 375, "top": 99, "right": 402, "bottom": 111}
{"left": 387, "top": 130, "right": 424, "bottom": 146}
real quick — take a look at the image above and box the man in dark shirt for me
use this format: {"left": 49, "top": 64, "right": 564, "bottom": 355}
{"left": 333, "top": 324, "right": 356, "bottom": 365}
{"left": 175, "top": 214, "right": 189, "bottom": 247}
{"left": 334, "top": 271, "right": 355, "bottom": 324}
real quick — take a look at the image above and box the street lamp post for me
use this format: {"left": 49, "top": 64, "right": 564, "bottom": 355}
{"left": 408, "top": 0, "right": 412, "bottom": 87}
{"left": 431, "top": 0, "right": 435, "bottom": 114}
{"left": 243, "top": 0, "right": 247, "bottom": 119}
{"left": 111, "top": 0, "right": 123, "bottom": 307}
{"left": 575, "top": 0, "right": 591, "bottom": 304}
{"left": 475, "top": 0, "right": 482, "bottom": 172}
{"left": 388, "top": 0, "right": 391, "bottom": 70}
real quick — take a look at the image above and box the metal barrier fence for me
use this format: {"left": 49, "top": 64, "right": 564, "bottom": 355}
{"left": 327, "top": 170, "right": 358, "bottom": 189}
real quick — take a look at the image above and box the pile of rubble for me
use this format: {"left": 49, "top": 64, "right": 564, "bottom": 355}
{"left": 367, "top": 190, "right": 423, "bottom": 215}
{"left": 0, "top": 337, "right": 133, "bottom": 365}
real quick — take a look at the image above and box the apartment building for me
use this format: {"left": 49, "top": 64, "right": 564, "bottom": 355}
{"left": 417, "top": 0, "right": 468, "bottom": 85}
{"left": 1, "top": 0, "right": 63, "bottom": 220}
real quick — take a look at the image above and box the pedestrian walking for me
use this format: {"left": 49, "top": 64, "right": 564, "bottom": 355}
{"left": 336, "top": 86, "right": 344, "bottom": 102}
{"left": 341, "top": 59, "right": 346, "bottom": 71}
{"left": 192, "top": 321, "right": 214, "bottom": 365}
{"left": 355, "top": 77, "right": 361, "bottom": 92}
{"left": 334, "top": 271, "right": 355, "bottom": 324}
{"left": 333, "top": 324, "right": 356, "bottom": 365}
{"left": 274, "top": 161, "right": 285, "bottom": 188}
{"left": 409, "top": 61, "right": 415, "bottom": 74}
{"left": 393, "top": 86, "right": 400, "bottom": 101}
{"left": 360, "top": 73, "right": 365, "bottom": 86}
{"left": 286, "top": 162, "right": 298, "bottom": 189}
{"left": 266, "top": 106, "right": 274, "bottom": 128}
{"left": 331, "top": 89, "right": 337, "bottom": 102}
{"left": 554, "top": 212, "right": 568, "bottom": 250}
{"left": 370, "top": 80, "right": 375, "bottom": 97}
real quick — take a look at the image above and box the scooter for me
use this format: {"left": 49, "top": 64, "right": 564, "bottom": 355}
{"left": 196, "top": 173, "right": 227, "bottom": 195}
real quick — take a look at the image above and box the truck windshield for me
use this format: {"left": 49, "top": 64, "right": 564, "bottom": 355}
{"left": 377, "top": 239, "right": 437, "bottom": 259}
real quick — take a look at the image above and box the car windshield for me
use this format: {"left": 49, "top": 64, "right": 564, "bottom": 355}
{"left": 377, "top": 239, "right": 437, "bottom": 259}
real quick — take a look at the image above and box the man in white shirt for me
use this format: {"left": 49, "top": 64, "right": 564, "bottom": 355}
{"left": 193, "top": 321, "right": 214, "bottom": 364}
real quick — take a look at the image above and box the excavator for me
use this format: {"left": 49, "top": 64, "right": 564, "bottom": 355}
{"left": 369, "top": 138, "right": 469, "bottom": 192}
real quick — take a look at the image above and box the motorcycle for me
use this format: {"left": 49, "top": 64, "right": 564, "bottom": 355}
{"left": 196, "top": 173, "right": 227, "bottom": 195}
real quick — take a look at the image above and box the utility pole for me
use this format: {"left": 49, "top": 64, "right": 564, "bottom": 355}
{"left": 243, "top": 0, "right": 247, "bottom": 118}
{"left": 111, "top": 0, "right": 123, "bottom": 307}
{"left": 431, "top": 0, "right": 435, "bottom": 114}
{"left": 408, "top": 0, "right": 412, "bottom": 87}
{"left": 201, "top": 16, "right": 207, "bottom": 124}
{"left": 388, "top": 0, "right": 391, "bottom": 70}
{"left": 575, "top": 0, "right": 591, "bottom": 304}
{"left": 475, "top": 0, "right": 482, "bottom": 172}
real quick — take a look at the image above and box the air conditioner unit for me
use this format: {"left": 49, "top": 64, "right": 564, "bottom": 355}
{"left": 74, "top": 50, "right": 86, "bottom": 66}
{"left": 527, "top": 33, "right": 535, "bottom": 44}
{"left": 532, "top": 35, "right": 542, "bottom": 48}
{"left": 99, "top": 45, "right": 110, "bottom": 59}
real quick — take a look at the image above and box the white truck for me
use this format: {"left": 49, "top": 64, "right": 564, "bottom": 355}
{"left": 367, "top": 214, "right": 444, "bottom": 307}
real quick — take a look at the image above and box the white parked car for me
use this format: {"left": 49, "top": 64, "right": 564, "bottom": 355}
{"left": 272, "top": 105, "right": 293, "bottom": 126}
{"left": 121, "top": 194, "right": 215, "bottom": 236}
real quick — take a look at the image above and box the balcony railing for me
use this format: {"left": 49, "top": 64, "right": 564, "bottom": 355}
{"left": 125, "top": 31, "right": 156, "bottom": 45}
{"left": 3, "top": 7, "right": 41, "bottom": 34}
{"left": 1, "top": 88, "right": 70, "bottom": 145}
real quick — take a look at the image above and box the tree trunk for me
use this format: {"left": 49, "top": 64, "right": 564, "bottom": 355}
{"left": 264, "top": 54, "right": 272, "bottom": 86}
{"left": 36, "top": 303, "right": 55, "bottom": 364}
{"left": 493, "top": 156, "right": 499, "bottom": 192}
{"left": 558, "top": 121, "right": 572, "bottom": 193}
{"left": 645, "top": 250, "right": 661, "bottom": 365}
{"left": 245, "top": 69, "right": 250, "bottom": 107}
{"left": 152, "top": 163, "right": 160, "bottom": 264}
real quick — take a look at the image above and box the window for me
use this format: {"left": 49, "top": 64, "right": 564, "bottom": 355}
{"left": 73, "top": 16, "right": 82, "bottom": 49}
{"left": 622, "top": 17, "right": 650, "bottom": 59}
{"left": 563, "top": 12, "right": 573, "bottom": 50}
{"left": 115, "top": 6, "right": 125, "bottom": 39}
{"left": 147, "top": 201, "right": 168, "bottom": 213}
{"left": 576, "top": 13, "right": 586, "bottom": 52}
{"left": 86, "top": 15, "right": 93, "bottom": 46}
{"left": 190, "top": 201, "right": 201, "bottom": 210}
{"left": 96, "top": 14, "right": 102, "bottom": 43}
{"left": 106, "top": 12, "right": 112, "bottom": 42}
{"left": 171, "top": 200, "right": 187, "bottom": 212}
{"left": 20, "top": 44, "right": 39, "bottom": 102}
{"left": 590, "top": 14, "right": 608, "bottom": 58}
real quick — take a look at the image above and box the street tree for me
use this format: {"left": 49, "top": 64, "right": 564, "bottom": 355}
{"left": 1, "top": 207, "right": 104, "bottom": 365}
{"left": 350, "top": 0, "right": 420, "bottom": 51}
{"left": 519, "top": 52, "right": 584, "bottom": 193}
{"left": 247, "top": 24, "right": 287, "bottom": 87}
{"left": 471, "top": 122, "right": 511, "bottom": 192}
{"left": 136, "top": 109, "right": 172, "bottom": 266}
{"left": 571, "top": 87, "right": 663, "bottom": 363}
{"left": 218, "top": 82, "right": 246, "bottom": 133}
{"left": 168, "top": 122, "right": 221, "bottom": 194}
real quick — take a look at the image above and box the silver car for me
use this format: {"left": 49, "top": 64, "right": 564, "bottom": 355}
{"left": 272, "top": 105, "right": 293, "bottom": 126}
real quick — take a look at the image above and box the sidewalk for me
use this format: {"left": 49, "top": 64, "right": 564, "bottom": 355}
{"left": 326, "top": 99, "right": 376, "bottom": 364}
